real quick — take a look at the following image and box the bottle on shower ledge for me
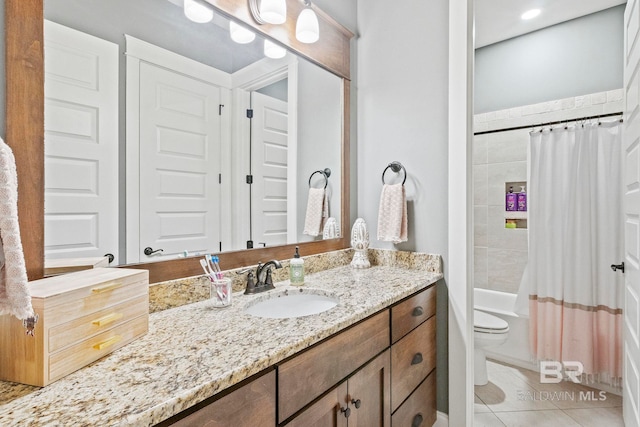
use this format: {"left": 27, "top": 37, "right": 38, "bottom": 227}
{"left": 517, "top": 186, "right": 527, "bottom": 211}
{"left": 506, "top": 186, "right": 517, "bottom": 211}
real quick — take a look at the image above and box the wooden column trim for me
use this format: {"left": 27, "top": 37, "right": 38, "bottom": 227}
{"left": 5, "top": 0, "right": 45, "bottom": 280}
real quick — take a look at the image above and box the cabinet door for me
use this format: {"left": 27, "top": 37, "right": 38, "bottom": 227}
{"left": 170, "top": 370, "right": 275, "bottom": 427}
{"left": 348, "top": 350, "right": 391, "bottom": 427}
{"left": 286, "top": 382, "right": 348, "bottom": 427}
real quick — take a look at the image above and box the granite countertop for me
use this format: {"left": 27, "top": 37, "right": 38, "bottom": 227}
{"left": 0, "top": 256, "right": 442, "bottom": 426}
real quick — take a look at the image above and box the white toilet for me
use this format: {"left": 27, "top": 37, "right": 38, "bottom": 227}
{"left": 474, "top": 309, "right": 509, "bottom": 386}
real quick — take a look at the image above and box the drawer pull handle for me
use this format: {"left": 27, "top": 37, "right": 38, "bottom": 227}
{"left": 340, "top": 406, "right": 351, "bottom": 418}
{"left": 93, "top": 335, "right": 122, "bottom": 350}
{"left": 412, "top": 413, "right": 424, "bottom": 427}
{"left": 411, "top": 353, "right": 423, "bottom": 365}
{"left": 91, "top": 282, "right": 123, "bottom": 293}
{"left": 92, "top": 312, "right": 123, "bottom": 327}
{"left": 351, "top": 398, "right": 361, "bottom": 409}
{"left": 412, "top": 306, "right": 424, "bottom": 317}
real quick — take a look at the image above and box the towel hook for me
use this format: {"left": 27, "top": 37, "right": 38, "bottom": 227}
{"left": 309, "top": 168, "right": 331, "bottom": 189}
{"left": 382, "top": 161, "right": 407, "bottom": 185}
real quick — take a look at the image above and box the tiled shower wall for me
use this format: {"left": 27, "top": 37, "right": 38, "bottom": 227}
{"left": 473, "top": 89, "right": 623, "bottom": 293}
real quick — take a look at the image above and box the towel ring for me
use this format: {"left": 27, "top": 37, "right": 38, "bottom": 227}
{"left": 309, "top": 168, "right": 331, "bottom": 189}
{"left": 381, "top": 161, "right": 407, "bottom": 185}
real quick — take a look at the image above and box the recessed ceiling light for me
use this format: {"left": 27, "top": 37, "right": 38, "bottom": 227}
{"left": 521, "top": 9, "right": 541, "bottom": 20}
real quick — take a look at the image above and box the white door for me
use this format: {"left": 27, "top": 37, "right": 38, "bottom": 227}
{"left": 43, "top": 20, "right": 119, "bottom": 261}
{"left": 624, "top": 0, "right": 640, "bottom": 424}
{"left": 138, "top": 62, "right": 222, "bottom": 260}
{"left": 250, "top": 92, "right": 289, "bottom": 247}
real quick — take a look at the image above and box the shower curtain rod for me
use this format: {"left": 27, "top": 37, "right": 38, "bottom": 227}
{"left": 474, "top": 111, "right": 623, "bottom": 136}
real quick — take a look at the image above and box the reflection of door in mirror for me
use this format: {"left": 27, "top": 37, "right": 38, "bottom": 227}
{"left": 250, "top": 91, "right": 289, "bottom": 249}
{"left": 125, "top": 37, "right": 230, "bottom": 263}
{"left": 43, "top": 20, "right": 119, "bottom": 264}
{"left": 138, "top": 62, "right": 222, "bottom": 263}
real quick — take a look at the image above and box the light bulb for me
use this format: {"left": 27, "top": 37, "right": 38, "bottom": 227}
{"left": 259, "top": 0, "right": 287, "bottom": 25}
{"left": 264, "top": 39, "right": 286, "bottom": 59}
{"left": 521, "top": 9, "right": 541, "bottom": 20}
{"left": 230, "top": 21, "right": 256, "bottom": 44}
{"left": 184, "top": 0, "right": 213, "bottom": 23}
{"left": 296, "top": 8, "right": 319, "bottom": 44}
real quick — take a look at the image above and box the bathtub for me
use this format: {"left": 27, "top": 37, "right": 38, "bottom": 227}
{"left": 474, "top": 288, "right": 536, "bottom": 371}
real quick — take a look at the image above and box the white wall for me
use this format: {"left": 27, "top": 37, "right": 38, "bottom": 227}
{"left": 475, "top": 5, "right": 624, "bottom": 113}
{"left": 357, "top": 0, "right": 450, "bottom": 414}
{"left": 297, "top": 59, "right": 343, "bottom": 240}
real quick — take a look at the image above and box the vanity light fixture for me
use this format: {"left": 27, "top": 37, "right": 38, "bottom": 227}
{"left": 184, "top": 0, "right": 214, "bottom": 23}
{"left": 249, "top": 0, "right": 287, "bottom": 25}
{"left": 249, "top": 0, "right": 320, "bottom": 44}
{"left": 264, "top": 39, "right": 287, "bottom": 59}
{"left": 521, "top": 8, "right": 541, "bottom": 20}
{"left": 230, "top": 20, "right": 256, "bottom": 44}
{"left": 296, "top": 0, "right": 319, "bottom": 44}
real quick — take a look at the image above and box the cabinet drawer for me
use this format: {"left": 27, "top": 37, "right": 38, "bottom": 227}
{"left": 391, "top": 286, "right": 435, "bottom": 343}
{"left": 48, "top": 314, "right": 148, "bottom": 382}
{"left": 170, "top": 370, "right": 276, "bottom": 427}
{"left": 391, "top": 316, "right": 436, "bottom": 411}
{"left": 46, "top": 277, "right": 148, "bottom": 327}
{"left": 48, "top": 294, "right": 148, "bottom": 353}
{"left": 391, "top": 371, "right": 436, "bottom": 427}
{"left": 278, "top": 310, "right": 390, "bottom": 423}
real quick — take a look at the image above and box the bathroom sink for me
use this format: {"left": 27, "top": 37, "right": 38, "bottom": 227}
{"left": 244, "top": 290, "right": 339, "bottom": 319}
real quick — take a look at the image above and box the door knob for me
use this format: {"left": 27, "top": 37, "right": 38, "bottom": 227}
{"left": 340, "top": 406, "right": 351, "bottom": 418}
{"left": 144, "top": 247, "right": 164, "bottom": 256}
{"left": 351, "top": 398, "right": 361, "bottom": 409}
{"left": 611, "top": 262, "right": 625, "bottom": 273}
{"left": 104, "top": 253, "right": 115, "bottom": 264}
{"left": 411, "top": 352, "right": 423, "bottom": 365}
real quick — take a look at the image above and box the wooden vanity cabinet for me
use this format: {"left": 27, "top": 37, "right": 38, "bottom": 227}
{"left": 286, "top": 350, "right": 390, "bottom": 427}
{"left": 390, "top": 285, "right": 437, "bottom": 427}
{"left": 163, "top": 369, "right": 276, "bottom": 427}
{"left": 159, "top": 284, "right": 437, "bottom": 427}
{"left": 278, "top": 310, "right": 390, "bottom": 423}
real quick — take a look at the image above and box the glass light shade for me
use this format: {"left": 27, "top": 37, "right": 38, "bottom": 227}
{"left": 264, "top": 39, "right": 286, "bottom": 59}
{"left": 259, "top": 0, "right": 287, "bottom": 25}
{"left": 184, "top": 0, "right": 213, "bottom": 23}
{"left": 296, "top": 8, "right": 319, "bottom": 44}
{"left": 521, "top": 9, "right": 541, "bottom": 20}
{"left": 230, "top": 21, "right": 256, "bottom": 44}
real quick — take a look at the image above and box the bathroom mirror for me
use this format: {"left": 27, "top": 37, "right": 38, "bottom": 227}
{"left": 43, "top": 0, "right": 343, "bottom": 266}
{"left": 5, "top": 0, "right": 352, "bottom": 282}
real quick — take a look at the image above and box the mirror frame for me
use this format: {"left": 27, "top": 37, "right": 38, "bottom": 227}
{"left": 6, "top": 0, "right": 353, "bottom": 283}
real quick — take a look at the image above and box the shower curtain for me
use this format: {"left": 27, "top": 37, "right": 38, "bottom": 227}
{"left": 522, "top": 120, "right": 623, "bottom": 382}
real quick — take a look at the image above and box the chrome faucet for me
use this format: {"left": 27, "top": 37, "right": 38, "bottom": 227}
{"left": 243, "top": 260, "right": 282, "bottom": 294}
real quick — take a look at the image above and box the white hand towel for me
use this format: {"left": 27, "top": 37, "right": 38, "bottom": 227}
{"left": 377, "top": 183, "right": 408, "bottom": 244}
{"left": 303, "top": 188, "right": 328, "bottom": 236}
{"left": 0, "top": 138, "right": 34, "bottom": 321}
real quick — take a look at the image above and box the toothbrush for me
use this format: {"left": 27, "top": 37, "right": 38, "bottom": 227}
{"left": 213, "top": 255, "right": 223, "bottom": 279}
{"left": 208, "top": 254, "right": 223, "bottom": 279}
{"left": 199, "top": 259, "right": 214, "bottom": 278}
{"left": 201, "top": 258, "right": 225, "bottom": 300}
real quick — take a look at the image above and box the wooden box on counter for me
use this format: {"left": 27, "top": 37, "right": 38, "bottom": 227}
{"left": 0, "top": 268, "right": 149, "bottom": 387}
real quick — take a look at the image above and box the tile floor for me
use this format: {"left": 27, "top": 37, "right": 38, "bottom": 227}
{"left": 474, "top": 360, "right": 624, "bottom": 426}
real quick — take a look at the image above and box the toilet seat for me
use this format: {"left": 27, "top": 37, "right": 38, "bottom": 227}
{"left": 474, "top": 310, "right": 509, "bottom": 334}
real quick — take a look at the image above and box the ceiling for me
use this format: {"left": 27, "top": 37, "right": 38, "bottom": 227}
{"left": 475, "top": 0, "right": 627, "bottom": 48}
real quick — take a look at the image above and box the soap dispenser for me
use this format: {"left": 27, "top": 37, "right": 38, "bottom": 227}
{"left": 289, "top": 246, "right": 305, "bottom": 286}
{"left": 517, "top": 186, "right": 527, "bottom": 211}
{"left": 506, "top": 186, "right": 517, "bottom": 211}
